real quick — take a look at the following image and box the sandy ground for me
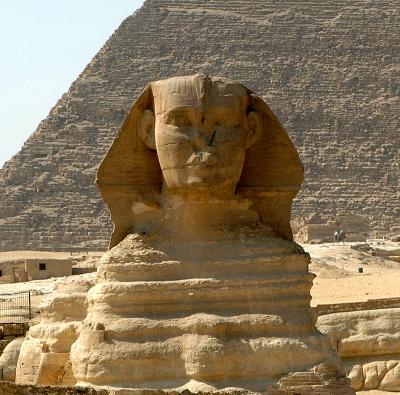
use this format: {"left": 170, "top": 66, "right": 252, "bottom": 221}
{"left": 305, "top": 242, "right": 400, "bottom": 305}
{"left": 357, "top": 392, "right": 398, "bottom": 394}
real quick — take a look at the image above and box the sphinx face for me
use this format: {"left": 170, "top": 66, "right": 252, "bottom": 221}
{"left": 146, "top": 76, "right": 259, "bottom": 197}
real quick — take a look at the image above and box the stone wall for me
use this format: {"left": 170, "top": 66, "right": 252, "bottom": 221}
{"left": 0, "top": 382, "right": 351, "bottom": 395}
{"left": 0, "top": 382, "right": 107, "bottom": 395}
{"left": 0, "top": 382, "right": 259, "bottom": 395}
{"left": 316, "top": 298, "right": 400, "bottom": 392}
{"left": 317, "top": 307, "right": 400, "bottom": 392}
{"left": 315, "top": 297, "right": 400, "bottom": 316}
{"left": 0, "top": 0, "right": 399, "bottom": 251}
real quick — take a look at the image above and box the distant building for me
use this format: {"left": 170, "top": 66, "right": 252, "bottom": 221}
{"left": 0, "top": 259, "right": 73, "bottom": 284}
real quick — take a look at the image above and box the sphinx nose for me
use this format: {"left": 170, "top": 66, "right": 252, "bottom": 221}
{"left": 191, "top": 120, "right": 216, "bottom": 150}
{"left": 191, "top": 130, "right": 208, "bottom": 151}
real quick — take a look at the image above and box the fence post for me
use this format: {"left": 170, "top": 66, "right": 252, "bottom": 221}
{"left": 28, "top": 291, "right": 32, "bottom": 320}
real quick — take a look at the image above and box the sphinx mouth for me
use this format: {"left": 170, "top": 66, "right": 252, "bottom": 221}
{"left": 186, "top": 152, "right": 218, "bottom": 167}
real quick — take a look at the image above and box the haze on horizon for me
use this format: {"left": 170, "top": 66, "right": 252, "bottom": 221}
{"left": 0, "top": 0, "right": 144, "bottom": 168}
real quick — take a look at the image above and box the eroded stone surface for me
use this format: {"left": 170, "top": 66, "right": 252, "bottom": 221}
{"left": 16, "top": 274, "right": 96, "bottom": 386}
{"left": 0, "top": 337, "right": 25, "bottom": 382}
{"left": 317, "top": 307, "right": 400, "bottom": 391}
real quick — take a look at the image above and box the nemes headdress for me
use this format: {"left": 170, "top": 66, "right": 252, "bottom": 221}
{"left": 97, "top": 75, "right": 304, "bottom": 248}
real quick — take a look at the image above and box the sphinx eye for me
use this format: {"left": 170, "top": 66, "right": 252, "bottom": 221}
{"left": 213, "top": 128, "right": 241, "bottom": 143}
{"left": 167, "top": 111, "right": 191, "bottom": 126}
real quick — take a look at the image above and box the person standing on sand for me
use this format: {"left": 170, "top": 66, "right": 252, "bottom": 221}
{"left": 334, "top": 231, "right": 339, "bottom": 244}
{"left": 339, "top": 229, "right": 346, "bottom": 245}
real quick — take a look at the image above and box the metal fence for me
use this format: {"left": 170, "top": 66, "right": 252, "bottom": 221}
{"left": 0, "top": 291, "right": 31, "bottom": 337}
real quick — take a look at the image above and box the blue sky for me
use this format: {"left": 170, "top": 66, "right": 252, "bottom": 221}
{"left": 0, "top": 0, "right": 144, "bottom": 167}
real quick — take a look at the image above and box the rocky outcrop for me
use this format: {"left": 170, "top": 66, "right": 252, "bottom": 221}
{"left": 15, "top": 273, "right": 96, "bottom": 386}
{"left": 0, "top": 337, "right": 25, "bottom": 381}
{"left": 0, "top": 382, "right": 107, "bottom": 395}
{"left": 317, "top": 306, "right": 400, "bottom": 391}
{"left": 269, "top": 364, "right": 352, "bottom": 394}
{"left": 0, "top": 0, "right": 399, "bottom": 251}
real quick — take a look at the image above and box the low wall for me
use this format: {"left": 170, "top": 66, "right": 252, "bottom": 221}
{"left": 315, "top": 297, "right": 400, "bottom": 316}
{"left": 0, "top": 382, "right": 242, "bottom": 394}
{"left": 0, "top": 382, "right": 108, "bottom": 395}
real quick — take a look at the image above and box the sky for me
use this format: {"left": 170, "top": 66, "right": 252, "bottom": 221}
{"left": 0, "top": 0, "right": 144, "bottom": 168}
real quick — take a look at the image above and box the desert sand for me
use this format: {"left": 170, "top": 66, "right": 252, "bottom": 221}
{"left": 307, "top": 242, "right": 400, "bottom": 305}
{"left": 358, "top": 392, "right": 398, "bottom": 394}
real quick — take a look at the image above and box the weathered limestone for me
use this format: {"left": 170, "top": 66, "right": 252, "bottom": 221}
{"left": 0, "top": 337, "right": 25, "bottom": 381}
{"left": 269, "top": 364, "right": 354, "bottom": 394}
{"left": 0, "top": 382, "right": 108, "bottom": 395}
{"left": 317, "top": 307, "right": 400, "bottom": 391}
{"left": 66, "top": 75, "right": 352, "bottom": 393}
{"left": 16, "top": 273, "right": 96, "bottom": 386}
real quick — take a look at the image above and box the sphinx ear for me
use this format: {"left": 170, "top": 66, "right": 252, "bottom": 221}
{"left": 246, "top": 111, "right": 262, "bottom": 148}
{"left": 138, "top": 109, "right": 156, "bottom": 150}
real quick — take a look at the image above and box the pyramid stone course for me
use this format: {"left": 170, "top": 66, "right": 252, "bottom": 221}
{"left": 0, "top": 0, "right": 399, "bottom": 251}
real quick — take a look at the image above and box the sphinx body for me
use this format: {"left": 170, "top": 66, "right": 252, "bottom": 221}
{"left": 71, "top": 209, "right": 344, "bottom": 393}
{"left": 30, "top": 75, "right": 353, "bottom": 393}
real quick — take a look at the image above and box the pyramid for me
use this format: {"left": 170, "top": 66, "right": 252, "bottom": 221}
{"left": 0, "top": 0, "right": 399, "bottom": 251}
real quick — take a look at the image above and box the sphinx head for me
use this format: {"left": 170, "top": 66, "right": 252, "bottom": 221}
{"left": 97, "top": 74, "right": 304, "bottom": 248}
{"left": 138, "top": 75, "right": 262, "bottom": 198}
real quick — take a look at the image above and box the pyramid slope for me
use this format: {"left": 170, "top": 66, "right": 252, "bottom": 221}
{"left": 0, "top": 0, "right": 399, "bottom": 251}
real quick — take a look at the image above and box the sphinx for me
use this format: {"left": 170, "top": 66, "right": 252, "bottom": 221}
{"left": 38, "top": 75, "right": 352, "bottom": 393}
